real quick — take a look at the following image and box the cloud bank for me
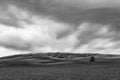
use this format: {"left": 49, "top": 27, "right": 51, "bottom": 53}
{"left": 0, "top": 0, "right": 120, "bottom": 56}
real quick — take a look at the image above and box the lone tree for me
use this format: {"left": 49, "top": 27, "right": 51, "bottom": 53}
{"left": 90, "top": 56, "right": 95, "bottom": 62}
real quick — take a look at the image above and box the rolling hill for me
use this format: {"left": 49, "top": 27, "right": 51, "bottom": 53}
{"left": 0, "top": 52, "right": 120, "bottom": 67}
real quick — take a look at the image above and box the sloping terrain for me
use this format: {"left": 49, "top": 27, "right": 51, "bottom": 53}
{"left": 0, "top": 53, "right": 120, "bottom": 67}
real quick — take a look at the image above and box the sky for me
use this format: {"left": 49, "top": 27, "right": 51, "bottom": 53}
{"left": 0, "top": 0, "right": 120, "bottom": 56}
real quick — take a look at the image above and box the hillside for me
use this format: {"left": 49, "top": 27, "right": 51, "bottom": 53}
{"left": 0, "top": 52, "right": 119, "bottom": 67}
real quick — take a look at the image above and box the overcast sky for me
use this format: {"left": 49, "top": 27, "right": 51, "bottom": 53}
{"left": 0, "top": 0, "right": 120, "bottom": 56}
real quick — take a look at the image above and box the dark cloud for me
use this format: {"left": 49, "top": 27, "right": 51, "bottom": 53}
{"left": 1, "top": 0, "right": 120, "bottom": 28}
{"left": 9, "top": 1, "right": 120, "bottom": 26}
{"left": 0, "top": 36, "right": 32, "bottom": 51}
{"left": 82, "top": 8, "right": 120, "bottom": 30}
{"left": 9, "top": 0, "right": 84, "bottom": 26}
{"left": 56, "top": 8, "right": 120, "bottom": 41}
{"left": 0, "top": 18, "right": 20, "bottom": 28}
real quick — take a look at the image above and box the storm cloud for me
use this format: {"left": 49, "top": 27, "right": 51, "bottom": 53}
{"left": 0, "top": 0, "right": 120, "bottom": 56}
